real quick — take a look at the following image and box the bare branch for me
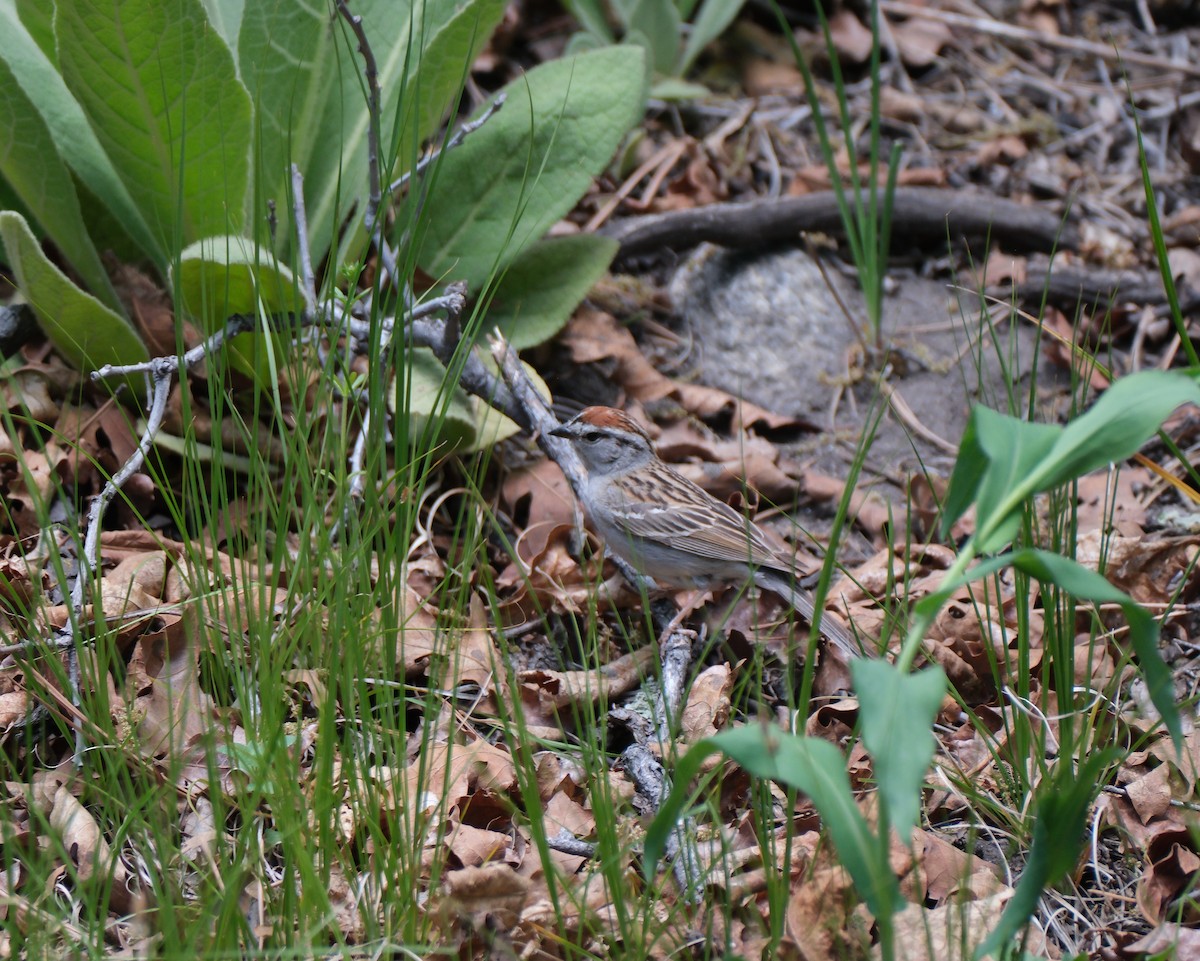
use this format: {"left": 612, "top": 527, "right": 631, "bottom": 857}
{"left": 334, "top": 0, "right": 400, "bottom": 285}
{"left": 389, "top": 93, "right": 507, "bottom": 195}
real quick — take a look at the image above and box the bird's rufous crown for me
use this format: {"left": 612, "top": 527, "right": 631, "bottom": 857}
{"left": 574, "top": 406, "right": 651, "bottom": 439}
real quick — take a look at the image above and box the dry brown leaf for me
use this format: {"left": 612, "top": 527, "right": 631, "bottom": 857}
{"left": 890, "top": 14, "right": 951, "bottom": 67}
{"left": 785, "top": 863, "right": 871, "bottom": 958}
{"left": 680, "top": 663, "right": 732, "bottom": 742}
{"left": 828, "top": 8, "right": 873, "bottom": 63}
{"left": 518, "top": 646, "right": 657, "bottom": 714}
{"left": 111, "top": 261, "right": 185, "bottom": 358}
{"left": 1126, "top": 763, "right": 1175, "bottom": 824}
{"left": 919, "top": 831, "right": 1006, "bottom": 903}
{"left": 441, "top": 862, "right": 530, "bottom": 928}
{"left": 891, "top": 893, "right": 1027, "bottom": 961}
{"left": 1072, "top": 467, "right": 1154, "bottom": 539}
{"left": 0, "top": 689, "right": 30, "bottom": 735}
{"left": 534, "top": 752, "right": 586, "bottom": 801}
{"left": 390, "top": 585, "right": 442, "bottom": 675}
{"left": 135, "top": 606, "right": 214, "bottom": 759}
{"left": 1126, "top": 923, "right": 1200, "bottom": 958}
{"left": 1139, "top": 823, "right": 1200, "bottom": 925}
{"left": 49, "top": 784, "right": 133, "bottom": 912}
{"left": 655, "top": 419, "right": 801, "bottom": 502}
{"left": 447, "top": 820, "right": 517, "bottom": 868}
{"left": 1075, "top": 528, "right": 1200, "bottom": 609}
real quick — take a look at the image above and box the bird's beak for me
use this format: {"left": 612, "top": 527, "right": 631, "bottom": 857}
{"left": 549, "top": 424, "right": 570, "bottom": 437}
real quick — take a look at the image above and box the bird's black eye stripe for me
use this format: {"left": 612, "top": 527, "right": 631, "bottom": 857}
{"left": 584, "top": 431, "right": 602, "bottom": 442}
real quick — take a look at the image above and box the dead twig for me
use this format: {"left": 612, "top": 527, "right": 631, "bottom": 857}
{"left": 389, "top": 94, "right": 507, "bottom": 196}
{"left": 602, "top": 187, "right": 1078, "bottom": 260}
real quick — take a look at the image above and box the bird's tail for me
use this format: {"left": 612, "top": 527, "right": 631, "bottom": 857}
{"left": 755, "top": 570, "right": 862, "bottom": 660}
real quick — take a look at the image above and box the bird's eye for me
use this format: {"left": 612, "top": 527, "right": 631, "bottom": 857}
{"left": 584, "top": 431, "right": 602, "bottom": 442}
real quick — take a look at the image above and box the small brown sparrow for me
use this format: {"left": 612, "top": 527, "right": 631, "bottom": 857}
{"left": 550, "top": 406, "right": 859, "bottom": 659}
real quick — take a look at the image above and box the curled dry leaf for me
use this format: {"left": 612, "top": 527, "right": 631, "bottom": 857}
{"left": 918, "top": 831, "right": 1007, "bottom": 903}
{"left": 655, "top": 419, "right": 800, "bottom": 502}
{"left": 1139, "top": 822, "right": 1200, "bottom": 926}
{"left": 49, "top": 785, "right": 132, "bottom": 911}
{"left": 890, "top": 14, "right": 951, "bottom": 68}
{"left": 890, "top": 893, "right": 1032, "bottom": 961}
{"left": 534, "top": 752, "right": 587, "bottom": 802}
{"left": 680, "top": 663, "right": 732, "bottom": 742}
{"left": 518, "top": 645, "right": 658, "bottom": 716}
{"left": 440, "top": 862, "right": 530, "bottom": 929}
{"left": 1075, "top": 528, "right": 1200, "bottom": 609}
{"left": 446, "top": 820, "right": 517, "bottom": 869}
{"left": 786, "top": 863, "right": 871, "bottom": 959}
{"left": 1127, "top": 923, "right": 1200, "bottom": 958}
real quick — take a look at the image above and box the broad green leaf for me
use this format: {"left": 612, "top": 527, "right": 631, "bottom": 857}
{"left": 304, "top": 0, "right": 503, "bottom": 262}
{"left": 238, "top": 0, "right": 332, "bottom": 249}
{"left": 391, "top": 0, "right": 507, "bottom": 169}
{"left": 678, "top": 0, "right": 745, "bottom": 75}
{"left": 393, "top": 350, "right": 550, "bottom": 453}
{"left": 647, "top": 76, "right": 711, "bottom": 100}
{"left": 971, "top": 407, "right": 1060, "bottom": 552}
{"left": 0, "top": 211, "right": 147, "bottom": 375}
{"left": 483, "top": 234, "right": 617, "bottom": 350}
{"left": 948, "top": 373, "right": 1200, "bottom": 552}
{"left": 0, "top": 57, "right": 116, "bottom": 307}
{"left": 172, "top": 235, "right": 303, "bottom": 382}
{"left": 853, "top": 659, "right": 946, "bottom": 842}
{"left": 627, "top": 0, "right": 681, "bottom": 75}
{"left": 416, "top": 45, "right": 646, "bottom": 289}
{"left": 1026, "top": 370, "right": 1200, "bottom": 495}
{"left": 200, "top": 0, "right": 244, "bottom": 50}
{"left": 12, "top": 0, "right": 54, "bottom": 60}
{"left": 0, "top": 2, "right": 160, "bottom": 262}
{"left": 975, "top": 749, "right": 1120, "bottom": 960}
{"left": 941, "top": 405, "right": 1059, "bottom": 552}
{"left": 563, "top": 31, "right": 606, "bottom": 57}
{"left": 646, "top": 726, "right": 899, "bottom": 918}
{"left": 939, "top": 405, "right": 988, "bottom": 539}
{"left": 56, "top": 0, "right": 253, "bottom": 246}
{"left": 1008, "top": 549, "right": 1180, "bottom": 746}
{"left": 950, "top": 549, "right": 1180, "bottom": 747}
{"left": 400, "top": 348, "right": 479, "bottom": 453}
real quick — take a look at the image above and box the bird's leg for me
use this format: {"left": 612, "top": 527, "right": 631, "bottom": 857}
{"left": 656, "top": 589, "right": 711, "bottom": 644}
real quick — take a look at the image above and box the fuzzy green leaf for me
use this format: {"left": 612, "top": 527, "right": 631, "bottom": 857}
{"left": 172, "top": 235, "right": 303, "bottom": 383}
{"left": 238, "top": 0, "right": 333, "bottom": 249}
{"left": 482, "top": 234, "right": 617, "bottom": 350}
{"left": 0, "top": 1, "right": 160, "bottom": 262}
{"left": 853, "top": 659, "right": 946, "bottom": 843}
{"left": 416, "top": 45, "right": 645, "bottom": 289}
{"left": 0, "top": 211, "right": 147, "bottom": 376}
{"left": 627, "top": 0, "right": 681, "bottom": 75}
{"left": 646, "top": 725, "right": 899, "bottom": 918}
{"left": 304, "top": 0, "right": 504, "bottom": 262}
{"left": 56, "top": 0, "right": 253, "bottom": 247}
{"left": 678, "top": 0, "right": 745, "bottom": 75}
{"left": 0, "top": 57, "right": 116, "bottom": 307}
{"left": 394, "top": 350, "right": 550, "bottom": 453}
